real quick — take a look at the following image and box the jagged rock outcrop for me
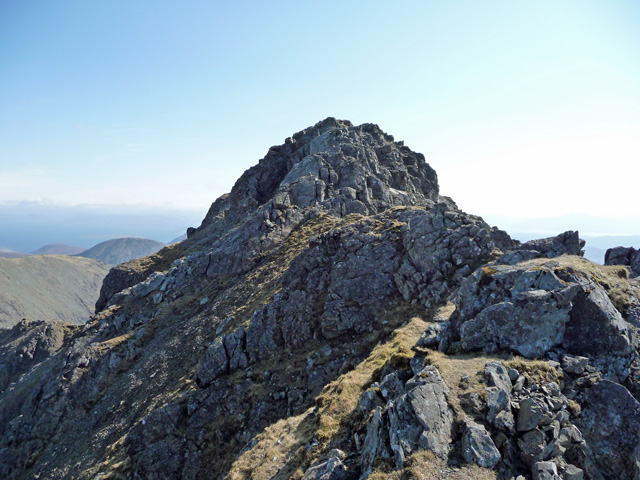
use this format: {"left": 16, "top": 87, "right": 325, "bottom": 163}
{"left": 0, "top": 118, "right": 639, "bottom": 480}
{"left": 605, "top": 246, "right": 640, "bottom": 275}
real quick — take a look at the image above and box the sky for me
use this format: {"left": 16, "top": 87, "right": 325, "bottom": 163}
{"left": 1, "top": 1, "right": 639, "bottom": 251}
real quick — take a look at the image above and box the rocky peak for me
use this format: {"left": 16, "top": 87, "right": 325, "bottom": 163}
{"left": 199, "top": 117, "right": 438, "bottom": 228}
{"left": 4, "top": 118, "right": 636, "bottom": 480}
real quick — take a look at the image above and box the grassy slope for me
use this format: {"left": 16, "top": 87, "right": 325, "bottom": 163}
{"left": 0, "top": 255, "right": 111, "bottom": 328}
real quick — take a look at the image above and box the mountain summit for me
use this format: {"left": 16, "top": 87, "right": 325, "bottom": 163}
{"left": 1, "top": 119, "right": 639, "bottom": 480}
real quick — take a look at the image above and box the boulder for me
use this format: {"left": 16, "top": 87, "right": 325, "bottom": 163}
{"left": 195, "top": 327, "right": 248, "bottom": 387}
{"left": 561, "top": 355, "right": 589, "bottom": 375}
{"left": 518, "top": 428, "right": 546, "bottom": 466}
{"left": 461, "top": 421, "right": 501, "bottom": 468}
{"left": 517, "top": 231, "right": 585, "bottom": 258}
{"left": 562, "top": 285, "right": 635, "bottom": 356}
{"left": 532, "top": 461, "right": 561, "bottom": 480}
{"left": 361, "top": 366, "right": 454, "bottom": 473}
{"left": 484, "top": 361, "right": 513, "bottom": 394}
{"left": 302, "top": 449, "right": 348, "bottom": 480}
{"left": 517, "top": 397, "right": 545, "bottom": 432}
{"left": 387, "top": 366, "right": 454, "bottom": 465}
{"left": 455, "top": 265, "right": 578, "bottom": 358}
{"left": 452, "top": 262, "right": 636, "bottom": 359}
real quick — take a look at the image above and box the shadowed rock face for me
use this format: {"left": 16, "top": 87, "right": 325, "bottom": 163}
{"left": 1, "top": 118, "right": 639, "bottom": 480}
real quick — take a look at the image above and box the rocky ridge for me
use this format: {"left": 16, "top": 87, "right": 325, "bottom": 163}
{"left": 0, "top": 118, "right": 639, "bottom": 480}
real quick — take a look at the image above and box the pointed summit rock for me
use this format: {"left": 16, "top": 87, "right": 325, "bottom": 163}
{"left": 200, "top": 117, "right": 439, "bottom": 226}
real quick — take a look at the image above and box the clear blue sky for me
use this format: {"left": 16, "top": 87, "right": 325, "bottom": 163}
{"left": 1, "top": 1, "right": 639, "bottom": 242}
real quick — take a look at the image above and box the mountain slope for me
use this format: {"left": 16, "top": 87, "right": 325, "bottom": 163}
{"left": 31, "top": 243, "right": 87, "bottom": 255}
{"left": 76, "top": 237, "right": 164, "bottom": 264}
{"left": 0, "top": 255, "right": 110, "bottom": 328}
{"left": 0, "top": 119, "right": 638, "bottom": 480}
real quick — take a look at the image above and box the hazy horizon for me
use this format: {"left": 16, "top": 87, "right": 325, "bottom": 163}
{"left": 2, "top": 2, "right": 639, "bottom": 253}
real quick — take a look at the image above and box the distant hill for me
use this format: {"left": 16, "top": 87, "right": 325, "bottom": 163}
{"left": 31, "top": 243, "right": 86, "bottom": 255}
{"left": 76, "top": 237, "right": 165, "bottom": 265}
{"left": 0, "top": 255, "right": 110, "bottom": 328}
{"left": 0, "top": 249, "right": 29, "bottom": 259}
{"left": 168, "top": 233, "right": 187, "bottom": 244}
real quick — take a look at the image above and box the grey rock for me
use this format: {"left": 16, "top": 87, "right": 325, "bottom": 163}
{"left": 518, "top": 397, "right": 545, "bottom": 432}
{"left": 563, "top": 464, "right": 584, "bottom": 480}
{"left": 462, "top": 392, "right": 485, "bottom": 415}
{"left": 532, "top": 461, "right": 561, "bottom": 480}
{"left": 387, "top": 366, "right": 454, "bottom": 465}
{"left": 131, "top": 272, "right": 166, "bottom": 298}
{"left": 302, "top": 449, "right": 347, "bottom": 480}
{"left": 576, "top": 380, "right": 640, "bottom": 479}
{"left": 562, "top": 284, "right": 635, "bottom": 356}
{"left": 452, "top": 261, "right": 635, "bottom": 359}
{"left": 195, "top": 337, "right": 228, "bottom": 387}
{"left": 605, "top": 246, "right": 635, "bottom": 266}
{"left": 604, "top": 246, "right": 640, "bottom": 274}
{"left": 361, "top": 366, "right": 454, "bottom": 474}
{"left": 557, "top": 425, "right": 584, "bottom": 448}
{"left": 455, "top": 265, "right": 578, "bottom": 358}
{"left": 486, "top": 388, "right": 511, "bottom": 426}
{"left": 485, "top": 361, "right": 513, "bottom": 394}
{"left": 561, "top": 355, "right": 589, "bottom": 375}
{"left": 461, "top": 420, "right": 501, "bottom": 468}
{"left": 416, "top": 322, "right": 444, "bottom": 348}
{"left": 360, "top": 407, "right": 391, "bottom": 477}
{"left": 518, "top": 231, "right": 585, "bottom": 258}
{"left": 518, "top": 428, "right": 546, "bottom": 466}
{"left": 195, "top": 327, "right": 248, "bottom": 387}
{"left": 494, "top": 409, "right": 516, "bottom": 433}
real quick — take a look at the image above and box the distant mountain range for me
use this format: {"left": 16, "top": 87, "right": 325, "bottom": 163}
{"left": 75, "top": 237, "right": 165, "bottom": 264}
{"left": 0, "top": 255, "right": 110, "bottom": 328}
{"left": 0, "top": 237, "right": 170, "bottom": 264}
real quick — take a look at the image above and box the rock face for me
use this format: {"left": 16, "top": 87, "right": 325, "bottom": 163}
{"left": 0, "top": 118, "right": 639, "bottom": 480}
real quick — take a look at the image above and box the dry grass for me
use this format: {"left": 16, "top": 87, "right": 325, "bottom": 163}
{"left": 314, "top": 317, "right": 429, "bottom": 442}
{"left": 504, "top": 357, "right": 561, "bottom": 386}
{"left": 120, "top": 241, "right": 188, "bottom": 277}
{"left": 369, "top": 451, "right": 496, "bottom": 480}
{"left": 433, "top": 302, "right": 456, "bottom": 322}
{"left": 226, "top": 317, "right": 429, "bottom": 480}
{"left": 424, "top": 350, "right": 510, "bottom": 420}
{"left": 226, "top": 407, "right": 317, "bottom": 480}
